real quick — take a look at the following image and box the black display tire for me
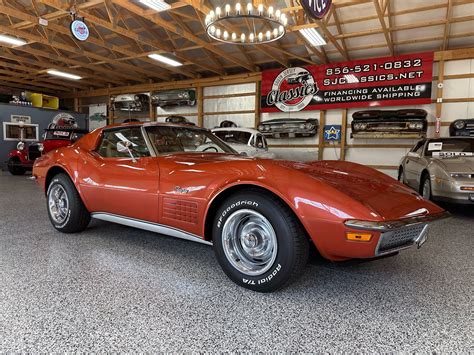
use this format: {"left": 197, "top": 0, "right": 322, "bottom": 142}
{"left": 46, "top": 173, "right": 91, "bottom": 233}
{"left": 7, "top": 157, "right": 26, "bottom": 175}
{"left": 398, "top": 167, "right": 405, "bottom": 184}
{"left": 212, "top": 190, "right": 309, "bottom": 292}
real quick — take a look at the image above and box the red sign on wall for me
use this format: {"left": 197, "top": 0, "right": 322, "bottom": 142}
{"left": 261, "top": 52, "right": 434, "bottom": 113}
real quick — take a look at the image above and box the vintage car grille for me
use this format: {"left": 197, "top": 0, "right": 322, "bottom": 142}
{"left": 376, "top": 223, "right": 428, "bottom": 255}
{"left": 28, "top": 145, "right": 41, "bottom": 161}
{"left": 466, "top": 123, "right": 474, "bottom": 136}
{"left": 366, "top": 122, "right": 413, "bottom": 131}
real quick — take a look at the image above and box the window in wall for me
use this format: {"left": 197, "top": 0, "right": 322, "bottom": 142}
{"left": 3, "top": 122, "right": 39, "bottom": 141}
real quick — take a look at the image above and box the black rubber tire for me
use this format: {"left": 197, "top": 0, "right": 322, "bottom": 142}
{"left": 7, "top": 157, "right": 26, "bottom": 175}
{"left": 398, "top": 167, "right": 405, "bottom": 183}
{"left": 46, "top": 173, "right": 91, "bottom": 233}
{"left": 212, "top": 190, "right": 309, "bottom": 292}
{"left": 420, "top": 173, "right": 432, "bottom": 200}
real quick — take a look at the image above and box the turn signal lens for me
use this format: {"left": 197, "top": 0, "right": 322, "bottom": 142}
{"left": 460, "top": 186, "right": 474, "bottom": 191}
{"left": 346, "top": 232, "right": 372, "bottom": 242}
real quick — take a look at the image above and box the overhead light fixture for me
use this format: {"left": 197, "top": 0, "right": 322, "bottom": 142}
{"left": 47, "top": 69, "right": 82, "bottom": 80}
{"left": 299, "top": 27, "right": 326, "bottom": 47}
{"left": 148, "top": 53, "right": 182, "bottom": 67}
{"left": 204, "top": 3, "right": 287, "bottom": 45}
{"left": 0, "top": 34, "right": 27, "bottom": 46}
{"left": 139, "top": 0, "right": 171, "bottom": 12}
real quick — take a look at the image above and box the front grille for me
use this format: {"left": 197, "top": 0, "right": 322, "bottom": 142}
{"left": 28, "top": 145, "right": 41, "bottom": 161}
{"left": 366, "top": 122, "right": 409, "bottom": 131}
{"left": 377, "top": 223, "right": 428, "bottom": 254}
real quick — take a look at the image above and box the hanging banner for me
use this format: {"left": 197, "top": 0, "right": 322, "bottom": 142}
{"left": 261, "top": 52, "right": 434, "bottom": 113}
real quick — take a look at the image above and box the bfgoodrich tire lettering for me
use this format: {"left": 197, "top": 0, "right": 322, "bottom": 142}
{"left": 47, "top": 173, "right": 91, "bottom": 233}
{"left": 212, "top": 190, "right": 309, "bottom": 292}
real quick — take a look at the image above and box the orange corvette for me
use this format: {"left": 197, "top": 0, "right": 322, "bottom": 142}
{"left": 33, "top": 122, "right": 448, "bottom": 292}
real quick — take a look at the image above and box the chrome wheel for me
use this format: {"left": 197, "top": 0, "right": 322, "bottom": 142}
{"left": 48, "top": 184, "right": 70, "bottom": 224}
{"left": 422, "top": 178, "right": 431, "bottom": 199}
{"left": 222, "top": 209, "right": 278, "bottom": 276}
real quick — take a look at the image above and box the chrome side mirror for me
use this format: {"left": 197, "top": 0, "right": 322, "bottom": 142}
{"left": 407, "top": 151, "right": 420, "bottom": 158}
{"left": 117, "top": 140, "right": 136, "bottom": 162}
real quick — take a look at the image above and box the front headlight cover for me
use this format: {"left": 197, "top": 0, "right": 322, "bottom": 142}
{"left": 454, "top": 120, "right": 466, "bottom": 130}
{"left": 17, "top": 141, "right": 25, "bottom": 151}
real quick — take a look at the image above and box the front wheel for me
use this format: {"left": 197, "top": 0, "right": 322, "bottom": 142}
{"left": 398, "top": 167, "right": 405, "bottom": 184}
{"left": 47, "top": 173, "right": 91, "bottom": 233}
{"left": 7, "top": 157, "right": 25, "bottom": 175}
{"left": 421, "top": 174, "right": 432, "bottom": 200}
{"left": 212, "top": 191, "right": 309, "bottom": 292}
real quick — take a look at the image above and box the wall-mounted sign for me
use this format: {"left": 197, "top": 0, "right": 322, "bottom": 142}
{"left": 262, "top": 52, "right": 434, "bottom": 113}
{"left": 70, "top": 19, "right": 89, "bottom": 41}
{"left": 301, "top": 0, "right": 332, "bottom": 20}
{"left": 11, "top": 115, "right": 31, "bottom": 124}
{"left": 49, "top": 113, "right": 77, "bottom": 129}
{"left": 324, "top": 125, "right": 341, "bottom": 142}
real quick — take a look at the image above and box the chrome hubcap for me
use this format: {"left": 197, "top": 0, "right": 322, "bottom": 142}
{"left": 48, "top": 185, "right": 69, "bottom": 224}
{"left": 222, "top": 209, "right": 277, "bottom": 276}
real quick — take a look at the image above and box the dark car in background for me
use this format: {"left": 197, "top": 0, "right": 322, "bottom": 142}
{"left": 450, "top": 119, "right": 474, "bottom": 137}
{"left": 152, "top": 89, "right": 196, "bottom": 107}
{"left": 165, "top": 115, "right": 195, "bottom": 126}
{"left": 258, "top": 118, "right": 319, "bottom": 138}
{"left": 351, "top": 109, "right": 428, "bottom": 138}
{"left": 111, "top": 94, "right": 149, "bottom": 112}
{"left": 6, "top": 128, "right": 88, "bottom": 175}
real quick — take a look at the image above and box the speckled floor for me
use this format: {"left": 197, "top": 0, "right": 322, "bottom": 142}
{"left": 0, "top": 171, "right": 472, "bottom": 352}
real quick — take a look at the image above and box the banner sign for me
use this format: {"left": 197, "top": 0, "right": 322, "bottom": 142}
{"left": 261, "top": 52, "right": 434, "bottom": 113}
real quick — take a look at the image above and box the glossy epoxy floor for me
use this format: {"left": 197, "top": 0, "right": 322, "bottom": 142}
{"left": 0, "top": 172, "right": 472, "bottom": 352}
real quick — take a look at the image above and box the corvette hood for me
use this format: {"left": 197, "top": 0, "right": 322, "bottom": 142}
{"left": 431, "top": 157, "right": 474, "bottom": 173}
{"left": 275, "top": 160, "right": 442, "bottom": 221}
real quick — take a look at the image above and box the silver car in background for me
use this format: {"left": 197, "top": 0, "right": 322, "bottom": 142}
{"left": 399, "top": 138, "right": 474, "bottom": 204}
{"left": 211, "top": 127, "right": 275, "bottom": 158}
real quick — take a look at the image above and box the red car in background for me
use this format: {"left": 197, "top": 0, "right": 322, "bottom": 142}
{"left": 7, "top": 128, "right": 88, "bottom": 175}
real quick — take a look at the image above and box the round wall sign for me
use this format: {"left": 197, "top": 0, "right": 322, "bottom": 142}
{"left": 70, "top": 19, "right": 89, "bottom": 41}
{"left": 301, "top": 0, "right": 332, "bottom": 20}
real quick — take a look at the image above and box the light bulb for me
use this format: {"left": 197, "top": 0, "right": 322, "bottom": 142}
{"left": 249, "top": 33, "right": 255, "bottom": 42}
{"left": 282, "top": 17, "right": 288, "bottom": 26}
{"left": 266, "top": 30, "right": 271, "bottom": 40}
{"left": 225, "top": 4, "right": 231, "bottom": 15}
{"left": 268, "top": 6, "right": 274, "bottom": 17}
{"left": 241, "top": 33, "right": 246, "bottom": 43}
{"left": 279, "top": 25, "right": 284, "bottom": 34}
{"left": 205, "top": 15, "right": 210, "bottom": 25}
{"left": 258, "top": 4, "right": 264, "bottom": 14}
{"left": 275, "top": 9, "right": 281, "bottom": 19}
{"left": 258, "top": 32, "right": 263, "bottom": 42}
{"left": 232, "top": 32, "right": 237, "bottom": 41}
{"left": 216, "top": 28, "right": 221, "bottom": 38}
{"left": 235, "top": 3, "right": 241, "bottom": 14}
{"left": 273, "top": 28, "right": 278, "bottom": 37}
{"left": 209, "top": 10, "right": 215, "bottom": 18}
{"left": 215, "top": 7, "right": 221, "bottom": 16}
{"left": 246, "top": 3, "right": 252, "bottom": 13}
{"left": 223, "top": 31, "right": 229, "bottom": 40}
{"left": 210, "top": 25, "right": 216, "bottom": 35}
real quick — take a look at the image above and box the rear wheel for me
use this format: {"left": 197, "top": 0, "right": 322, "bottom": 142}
{"left": 7, "top": 157, "right": 25, "bottom": 175}
{"left": 421, "top": 174, "right": 432, "bottom": 200}
{"left": 212, "top": 190, "right": 309, "bottom": 292}
{"left": 47, "top": 173, "right": 91, "bottom": 233}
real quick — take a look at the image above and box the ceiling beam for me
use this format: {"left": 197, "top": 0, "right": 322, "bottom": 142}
{"left": 373, "top": 0, "right": 394, "bottom": 55}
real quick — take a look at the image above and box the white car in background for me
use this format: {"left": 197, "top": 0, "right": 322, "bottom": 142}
{"left": 212, "top": 127, "right": 275, "bottom": 158}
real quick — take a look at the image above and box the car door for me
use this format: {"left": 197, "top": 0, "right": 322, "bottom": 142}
{"left": 77, "top": 126, "right": 160, "bottom": 222}
{"left": 404, "top": 140, "right": 427, "bottom": 188}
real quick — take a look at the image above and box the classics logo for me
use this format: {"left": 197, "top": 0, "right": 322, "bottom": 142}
{"left": 266, "top": 67, "right": 319, "bottom": 112}
{"left": 49, "top": 113, "right": 77, "bottom": 130}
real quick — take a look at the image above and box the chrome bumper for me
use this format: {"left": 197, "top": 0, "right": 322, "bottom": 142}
{"left": 344, "top": 212, "right": 450, "bottom": 256}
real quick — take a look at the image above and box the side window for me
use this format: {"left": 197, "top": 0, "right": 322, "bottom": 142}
{"left": 255, "top": 135, "right": 265, "bottom": 149}
{"left": 413, "top": 140, "right": 425, "bottom": 155}
{"left": 98, "top": 127, "right": 150, "bottom": 158}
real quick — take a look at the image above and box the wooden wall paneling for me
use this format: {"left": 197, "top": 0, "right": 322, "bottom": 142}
{"left": 340, "top": 109, "right": 348, "bottom": 161}
{"left": 197, "top": 86, "right": 204, "bottom": 127}
{"left": 318, "top": 110, "right": 326, "bottom": 160}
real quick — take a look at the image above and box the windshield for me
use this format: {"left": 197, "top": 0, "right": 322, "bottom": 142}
{"left": 425, "top": 138, "right": 474, "bottom": 157}
{"left": 145, "top": 126, "right": 237, "bottom": 155}
{"left": 213, "top": 131, "right": 251, "bottom": 145}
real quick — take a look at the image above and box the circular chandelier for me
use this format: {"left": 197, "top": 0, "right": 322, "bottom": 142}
{"left": 204, "top": 3, "right": 288, "bottom": 45}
